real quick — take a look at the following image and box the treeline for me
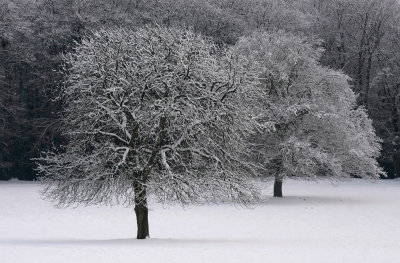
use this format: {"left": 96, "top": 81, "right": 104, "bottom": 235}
{"left": 1, "top": 0, "right": 400, "bottom": 180}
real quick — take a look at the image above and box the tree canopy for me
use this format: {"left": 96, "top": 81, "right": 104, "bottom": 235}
{"left": 234, "top": 31, "right": 384, "bottom": 196}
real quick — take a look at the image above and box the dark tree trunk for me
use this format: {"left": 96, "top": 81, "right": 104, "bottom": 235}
{"left": 356, "top": 15, "right": 368, "bottom": 94}
{"left": 356, "top": 50, "right": 365, "bottom": 91}
{"left": 135, "top": 202, "right": 149, "bottom": 239}
{"left": 391, "top": 96, "right": 400, "bottom": 178}
{"left": 393, "top": 151, "right": 400, "bottom": 178}
{"left": 365, "top": 49, "right": 375, "bottom": 110}
{"left": 130, "top": 115, "right": 167, "bottom": 239}
{"left": 133, "top": 178, "right": 149, "bottom": 239}
{"left": 274, "top": 176, "right": 283, "bottom": 197}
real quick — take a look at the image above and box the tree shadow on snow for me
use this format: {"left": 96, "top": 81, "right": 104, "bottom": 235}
{"left": 260, "top": 195, "right": 372, "bottom": 206}
{"left": 0, "top": 237, "right": 273, "bottom": 246}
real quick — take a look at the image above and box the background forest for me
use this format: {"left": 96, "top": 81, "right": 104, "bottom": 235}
{"left": 1, "top": 0, "right": 400, "bottom": 180}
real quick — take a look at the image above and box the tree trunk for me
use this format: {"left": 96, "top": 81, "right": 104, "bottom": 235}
{"left": 364, "top": 50, "right": 374, "bottom": 110}
{"left": 274, "top": 175, "right": 283, "bottom": 197}
{"left": 393, "top": 152, "right": 400, "bottom": 179}
{"left": 391, "top": 99, "right": 400, "bottom": 178}
{"left": 133, "top": 179, "right": 149, "bottom": 239}
{"left": 135, "top": 202, "right": 149, "bottom": 239}
{"left": 392, "top": 134, "right": 400, "bottom": 179}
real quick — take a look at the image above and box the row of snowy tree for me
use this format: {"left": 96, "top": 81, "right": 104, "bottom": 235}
{"left": 35, "top": 26, "right": 383, "bottom": 239}
{"left": 1, "top": 0, "right": 400, "bottom": 179}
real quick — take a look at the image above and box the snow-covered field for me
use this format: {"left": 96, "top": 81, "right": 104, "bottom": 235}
{"left": 0, "top": 179, "right": 399, "bottom": 263}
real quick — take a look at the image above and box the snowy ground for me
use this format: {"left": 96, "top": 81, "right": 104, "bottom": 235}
{"left": 0, "top": 179, "right": 399, "bottom": 263}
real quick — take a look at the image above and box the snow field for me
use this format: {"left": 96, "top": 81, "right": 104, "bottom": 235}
{"left": 0, "top": 179, "right": 399, "bottom": 263}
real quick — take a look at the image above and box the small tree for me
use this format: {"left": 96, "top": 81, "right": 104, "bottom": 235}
{"left": 36, "top": 26, "right": 260, "bottom": 239}
{"left": 235, "top": 31, "right": 384, "bottom": 197}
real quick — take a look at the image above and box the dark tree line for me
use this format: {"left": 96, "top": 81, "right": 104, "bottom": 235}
{"left": 1, "top": 0, "right": 400, "bottom": 180}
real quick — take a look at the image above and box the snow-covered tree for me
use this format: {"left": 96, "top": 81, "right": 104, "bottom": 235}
{"left": 36, "top": 26, "right": 260, "bottom": 239}
{"left": 235, "top": 31, "right": 384, "bottom": 197}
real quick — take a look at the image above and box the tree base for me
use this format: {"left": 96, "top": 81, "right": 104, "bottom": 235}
{"left": 274, "top": 178, "right": 283, "bottom": 197}
{"left": 135, "top": 205, "right": 149, "bottom": 239}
